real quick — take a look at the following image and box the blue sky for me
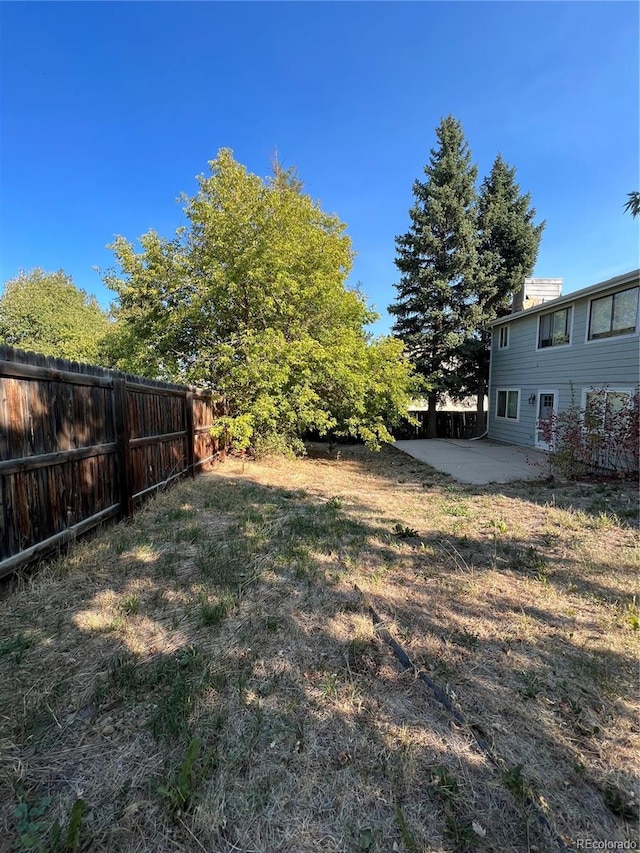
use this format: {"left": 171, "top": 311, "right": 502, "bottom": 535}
{"left": 1, "top": 1, "right": 638, "bottom": 336}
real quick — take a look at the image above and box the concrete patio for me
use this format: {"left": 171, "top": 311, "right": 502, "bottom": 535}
{"left": 393, "top": 438, "right": 549, "bottom": 485}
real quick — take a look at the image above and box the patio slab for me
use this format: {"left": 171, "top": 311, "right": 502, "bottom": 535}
{"left": 393, "top": 438, "right": 549, "bottom": 485}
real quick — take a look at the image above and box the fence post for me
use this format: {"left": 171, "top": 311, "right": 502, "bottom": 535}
{"left": 115, "top": 378, "right": 133, "bottom": 517}
{"left": 185, "top": 390, "right": 195, "bottom": 476}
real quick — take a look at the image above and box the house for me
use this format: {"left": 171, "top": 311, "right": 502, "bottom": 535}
{"left": 487, "top": 269, "right": 640, "bottom": 450}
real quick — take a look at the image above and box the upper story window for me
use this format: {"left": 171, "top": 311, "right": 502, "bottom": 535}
{"left": 498, "top": 325, "right": 509, "bottom": 348}
{"left": 588, "top": 286, "right": 638, "bottom": 340}
{"left": 538, "top": 306, "right": 571, "bottom": 348}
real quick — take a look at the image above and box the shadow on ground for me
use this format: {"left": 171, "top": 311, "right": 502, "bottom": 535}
{"left": 0, "top": 445, "right": 637, "bottom": 852}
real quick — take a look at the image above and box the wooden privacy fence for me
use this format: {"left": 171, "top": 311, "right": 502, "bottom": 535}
{"left": 0, "top": 347, "right": 225, "bottom": 578}
{"left": 394, "top": 410, "right": 482, "bottom": 440}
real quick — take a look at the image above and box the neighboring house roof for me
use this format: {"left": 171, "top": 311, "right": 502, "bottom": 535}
{"left": 489, "top": 269, "right": 640, "bottom": 327}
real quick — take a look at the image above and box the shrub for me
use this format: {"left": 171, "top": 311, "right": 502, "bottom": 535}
{"left": 539, "top": 387, "right": 639, "bottom": 479}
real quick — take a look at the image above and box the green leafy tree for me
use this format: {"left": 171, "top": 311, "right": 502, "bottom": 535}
{"left": 457, "top": 154, "right": 544, "bottom": 432}
{"left": 624, "top": 191, "right": 640, "bottom": 217}
{"left": 389, "top": 116, "right": 478, "bottom": 437}
{"left": 0, "top": 268, "right": 111, "bottom": 363}
{"left": 104, "top": 149, "right": 415, "bottom": 450}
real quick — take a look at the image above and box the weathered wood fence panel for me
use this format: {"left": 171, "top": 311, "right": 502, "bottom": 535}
{"left": 393, "top": 410, "right": 481, "bottom": 440}
{"left": 0, "top": 346, "right": 224, "bottom": 578}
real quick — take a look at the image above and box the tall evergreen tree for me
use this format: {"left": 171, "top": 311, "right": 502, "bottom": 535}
{"left": 389, "top": 116, "right": 478, "bottom": 438}
{"left": 457, "top": 154, "right": 544, "bottom": 432}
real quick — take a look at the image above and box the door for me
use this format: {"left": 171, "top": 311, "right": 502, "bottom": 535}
{"left": 535, "top": 391, "right": 557, "bottom": 450}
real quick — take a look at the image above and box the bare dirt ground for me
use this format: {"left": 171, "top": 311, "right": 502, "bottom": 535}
{"left": 1, "top": 444, "right": 638, "bottom": 852}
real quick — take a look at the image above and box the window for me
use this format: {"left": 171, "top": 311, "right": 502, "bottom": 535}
{"left": 538, "top": 306, "right": 571, "bottom": 348}
{"left": 588, "top": 287, "right": 639, "bottom": 340}
{"left": 498, "top": 325, "right": 509, "bottom": 348}
{"left": 583, "top": 388, "right": 634, "bottom": 432}
{"left": 496, "top": 389, "right": 519, "bottom": 420}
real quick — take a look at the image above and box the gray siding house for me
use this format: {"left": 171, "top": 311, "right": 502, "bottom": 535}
{"left": 487, "top": 269, "right": 640, "bottom": 449}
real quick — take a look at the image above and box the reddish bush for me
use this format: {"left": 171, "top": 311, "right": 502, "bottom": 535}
{"left": 539, "top": 387, "right": 639, "bottom": 479}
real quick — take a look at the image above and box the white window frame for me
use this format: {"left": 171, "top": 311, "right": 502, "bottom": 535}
{"left": 498, "top": 324, "right": 510, "bottom": 349}
{"left": 579, "top": 386, "right": 636, "bottom": 429}
{"left": 586, "top": 286, "right": 639, "bottom": 343}
{"left": 536, "top": 304, "right": 573, "bottom": 350}
{"left": 495, "top": 388, "right": 520, "bottom": 422}
{"left": 578, "top": 386, "right": 637, "bottom": 471}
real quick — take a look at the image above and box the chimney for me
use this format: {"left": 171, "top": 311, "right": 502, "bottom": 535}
{"left": 512, "top": 278, "right": 563, "bottom": 313}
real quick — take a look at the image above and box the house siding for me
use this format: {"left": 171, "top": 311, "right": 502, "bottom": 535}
{"left": 488, "top": 275, "right": 640, "bottom": 448}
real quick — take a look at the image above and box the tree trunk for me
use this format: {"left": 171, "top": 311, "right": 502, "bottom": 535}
{"left": 476, "top": 376, "right": 487, "bottom": 437}
{"left": 426, "top": 393, "right": 438, "bottom": 439}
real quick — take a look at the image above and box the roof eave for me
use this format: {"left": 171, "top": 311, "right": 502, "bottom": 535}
{"left": 489, "top": 268, "right": 640, "bottom": 327}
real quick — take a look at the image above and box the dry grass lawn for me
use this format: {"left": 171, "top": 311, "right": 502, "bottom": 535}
{"left": 0, "top": 444, "right": 638, "bottom": 852}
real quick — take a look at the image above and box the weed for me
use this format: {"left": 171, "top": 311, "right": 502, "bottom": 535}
{"left": 109, "top": 652, "right": 141, "bottom": 694}
{"left": 158, "top": 736, "right": 202, "bottom": 813}
{"left": 346, "top": 637, "right": 377, "bottom": 674}
{"left": 156, "top": 549, "right": 179, "bottom": 577}
{"left": 392, "top": 523, "right": 419, "bottom": 539}
{"left": 119, "top": 594, "right": 140, "bottom": 616}
{"left": 541, "top": 529, "right": 562, "bottom": 546}
{"left": 624, "top": 599, "right": 639, "bottom": 631}
{"left": 195, "top": 541, "right": 242, "bottom": 588}
{"left": 511, "top": 545, "right": 548, "bottom": 575}
{"left": 428, "top": 767, "right": 475, "bottom": 850}
{"left": 162, "top": 506, "right": 196, "bottom": 523}
{"left": 19, "top": 685, "right": 66, "bottom": 749}
{"left": 340, "top": 595, "right": 362, "bottom": 614}
{"left": 535, "top": 570, "right": 551, "bottom": 587}
{"left": 199, "top": 593, "right": 235, "bottom": 627}
{"left": 13, "top": 794, "right": 86, "bottom": 853}
{"left": 264, "top": 614, "right": 283, "bottom": 632}
{"left": 428, "top": 766, "right": 458, "bottom": 799}
{"left": 449, "top": 629, "right": 479, "bottom": 649}
{"left": 602, "top": 785, "right": 639, "bottom": 820}
{"left": 502, "top": 763, "right": 533, "bottom": 806}
{"left": 0, "top": 630, "right": 40, "bottom": 664}
{"left": 321, "top": 673, "right": 339, "bottom": 698}
{"left": 148, "top": 647, "right": 211, "bottom": 743}
{"left": 326, "top": 496, "right": 343, "bottom": 510}
{"left": 445, "top": 503, "right": 469, "bottom": 517}
{"left": 358, "top": 828, "right": 375, "bottom": 850}
{"left": 14, "top": 796, "right": 51, "bottom": 852}
{"left": 394, "top": 803, "right": 418, "bottom": 852}
{"left": 102, "top": 646, "right": 214, "bottom": 744}
{"left": 517, "top": 670, "right": 545, "bottom": 700}
{"left": 103, "top": 615, "right": 126, "bottom": 633}
{"left": 369, "top": 565, "right": 389, "bottom": 586}
{"left": 620, "top": 505, "right": 639, "bottom": 520}
{"left": 248, "top": 778, "right": 273, "bottom": 815}
{"left": 589, "top": 512, "right": 618, "bottom": 531}
{"left": 50, "top": 798, "right": 86, "bottom": 852}
{"left": 172, "top": 522, "right": 204, "bottom": 544}
{"left": 292, "top": 551, "right": 317, "bottom": 581}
